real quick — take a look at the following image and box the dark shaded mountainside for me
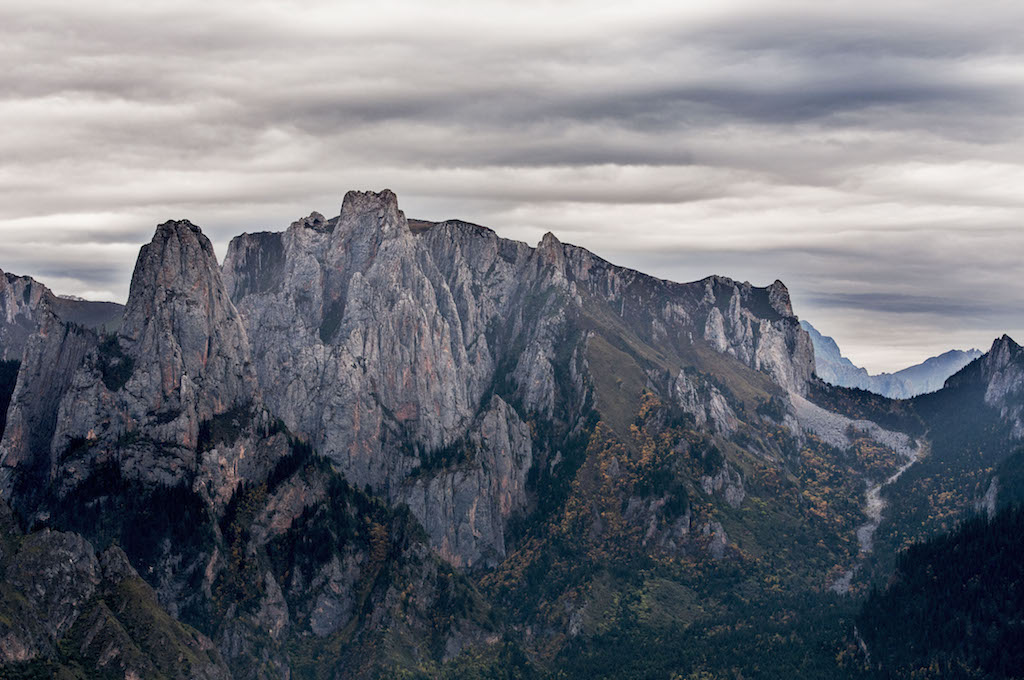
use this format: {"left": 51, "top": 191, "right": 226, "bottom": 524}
{"left": 801, "top": 320, "right": 982, "bottom": 398}
{"left": 0, "top": 190, "right": 1021, "bottom": 679}
{"left": 857, "top": 503, "right": 1024, "bottom": 679}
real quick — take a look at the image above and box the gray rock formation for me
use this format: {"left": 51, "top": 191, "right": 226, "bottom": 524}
{"left": 972, "top": 335, "right": 1024, "bottom": 439}
{"left": 1, "top": 219, "right": 288, "bottom": 519}
{"left": 0, "top": 268, "right": 122, "bottom": 362}
{"left": 0, "top": 270, "right": 52, "bottom": 362}
{"left": 801, "top": 320, "right": 982, "bottom": 398}
{"left": 703, "top": 278, "right": 815, "bottom": 395}
{"left": 672, "top": 370, "right": 740, "bottom": 436}
{"left": 0, "top": 501, "right": 230, "bottom": 679}
{"left": 700, "top": 462, "right": 746, "bottom": 508}
{"left": 222, "top": 193, "right": 543, "bottom": 568}
{"left": 0, "top": 309, "right": 96, "bottom": 499}
{"left": 400, "top": 395, "right": 533, "bottom": 568}
{"left": 222, "top": 189, "right": 814, "bottom": 567}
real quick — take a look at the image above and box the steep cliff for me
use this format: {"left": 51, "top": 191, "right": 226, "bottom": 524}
{"left": 1, "top": 220, "right": 285, "bottom": 515}
{"left": 0, "top": 269, "right": 122, "bottom": 363}
{"left": 2, "top": 215, "right": 495, "bottom": 679}
{"left": 972, "top": 334, "right": 1024, "bottom": 439}
{"left": 0, "top": 309, "right": 96, "bottom": 507}
{"left": 0, "top": 271, "right": 52, "bottom": 362}
{"left": 222, "top": 190, "right": 816, "bottom": 568}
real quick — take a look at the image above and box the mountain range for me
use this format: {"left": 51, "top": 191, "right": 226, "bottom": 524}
{"left": 801, "top": 321, "right": 982, "bottom": 399}
{"left": 0, "top": 190, "right": 1021, "bottom": 679}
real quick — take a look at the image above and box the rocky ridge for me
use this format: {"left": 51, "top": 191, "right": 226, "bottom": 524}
{"left": 222, "top": 190, "right": 815, "bottom": 568}
{"left": 0, "top": 268, "right": 123, "bottom": 363}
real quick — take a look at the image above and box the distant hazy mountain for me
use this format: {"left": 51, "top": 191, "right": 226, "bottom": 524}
{"left": 801, "top": 320, "right": 982, "bottom": 398}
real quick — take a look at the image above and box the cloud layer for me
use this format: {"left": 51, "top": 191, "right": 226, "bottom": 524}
{"left": 2, "top": 0, "right": 1022, "bottom": 372}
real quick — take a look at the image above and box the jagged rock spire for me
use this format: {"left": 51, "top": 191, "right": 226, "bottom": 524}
{"left": 119, "top": 219, "right": 258, "bottom": 420}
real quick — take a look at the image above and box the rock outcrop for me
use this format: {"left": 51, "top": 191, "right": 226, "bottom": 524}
{"left": 0, "top": 309, "right": 96, "bottom": 502}
{"left": 401, "top": 395, "right": 533, "bottom": 568}
{"left": 0, "top": 270, "right": 52, "bottom": 362}
{"left": 701, "top": 277, "right": 815, "bottom": 395}
{"left": 222, "top": 189, "right": 815, "bottom": 568}
{"left": 1, "top": 220, "right": 287, "bottom": 512}
{"left": 974, "top": 335, "right": 1024, "bottom": 439}
{"left": 0, "top": 268, "right": 123, "bottom": 362}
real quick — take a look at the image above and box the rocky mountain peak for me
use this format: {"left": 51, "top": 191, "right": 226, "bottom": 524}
{"left": 291, "top": 211, "right": 330, "bottom": 233}
{"left": 119, "top": 219, "right": 257, "bottom": 419}
{"left": 130, "top": 219, "right": 215, "bottom": 290}
{"left": 537, "top": 231, "right": 567, "bottom": 272}
{"left": 767, "top": 279, "right": 794, "bottom": 317}
{"left": 989, "top": 334, "right": 1021, "bottom": 359}
{"left": 2, "top": 217, "right": 284, "bottom": 515}
{"left": 963, "top": 334, "right": 1022, "bottom": 382}
{"left": 336, "top": 189, "right": 406, "bottom": 239}
{"left": 946, "top": 334, "right": 1024, "bottom": 439}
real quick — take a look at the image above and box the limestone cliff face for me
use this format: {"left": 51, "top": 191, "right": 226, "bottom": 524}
{"left": 0, "top": 269, "right": 123, "bottom": 362}
{"left": 0, "top": 270, "right": 52, "bottom": 361}
{"left": 973, "top": 335, "right": 1024, "bottom": 438}
{"left": 0, "top": 309, "right": 95, "bottom": 501}
{"left": 116, "top": 219, "right": 260, "bottom": 428}
{"left": 2, "top": 220, "right": 284, "bottom": 514}
{"left": 223, "top": 189, "right": 816, "bottom": 568}
{"left": 223, "top": 194, "right": 545, "bottom": 567}
{"left": 400, "top": 395, "right": 533, "bottom": 568}
{"left": 701, "top": 277, "right": 814, "bottom": 395}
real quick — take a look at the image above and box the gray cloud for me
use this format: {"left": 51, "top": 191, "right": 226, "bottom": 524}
{"left": 1, "top": 0, "right": 1023, "bottom": 371}
{"left": 806, "top": 293, "right": 1006, "bottom": 320}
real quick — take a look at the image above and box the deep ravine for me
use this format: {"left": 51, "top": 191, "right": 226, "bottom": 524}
{"left": 832, "top": 442, "right": 924, "bottom": 594}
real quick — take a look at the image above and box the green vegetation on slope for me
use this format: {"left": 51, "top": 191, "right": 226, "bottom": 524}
{"left": 858, "top": 505, "right": 1024, "bottom": 679}
{"left": 870, "top": 365, "right": 1015, "bottom": 567}
{"left": 471, "top": 385, "right": 906, "bottom": 678}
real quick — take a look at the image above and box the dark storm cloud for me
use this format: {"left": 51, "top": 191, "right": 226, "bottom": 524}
{"left": 1, "top": 0, "right": 1023, "bottom": 371}
{"left": 806, "top": 293, "right": 1004, "bottom": 320}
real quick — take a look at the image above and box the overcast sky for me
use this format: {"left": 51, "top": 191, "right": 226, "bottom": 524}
{"left": 1, "top": 0, "right": 1022, "bottom": 372}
